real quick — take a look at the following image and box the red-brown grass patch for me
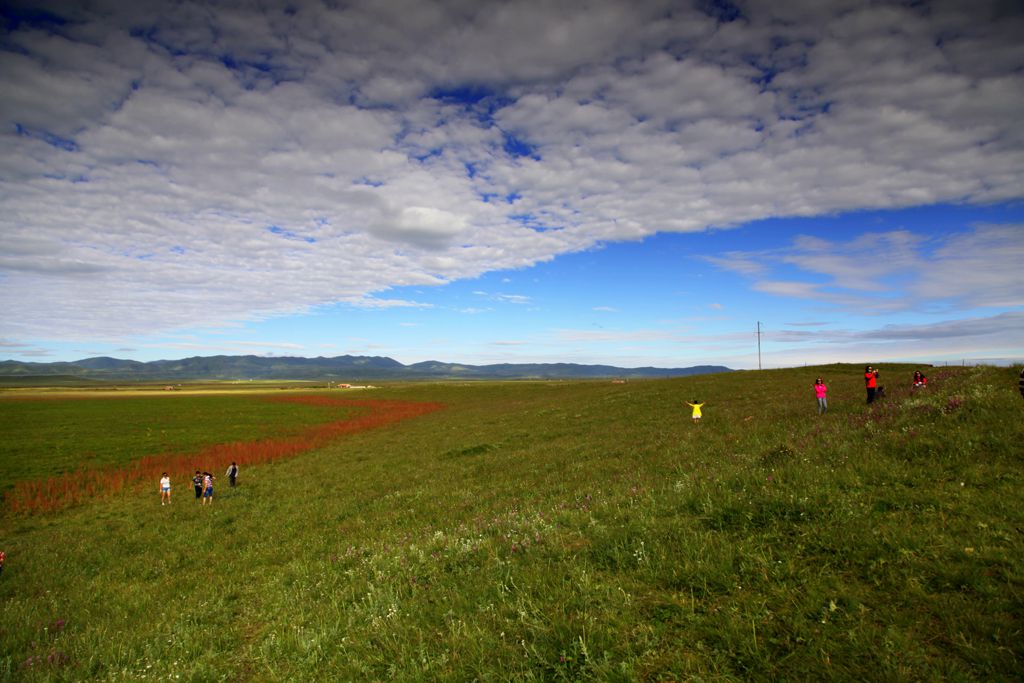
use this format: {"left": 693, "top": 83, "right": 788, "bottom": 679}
{"left": 5, "top": 397, "right": 444, "bottom": 515}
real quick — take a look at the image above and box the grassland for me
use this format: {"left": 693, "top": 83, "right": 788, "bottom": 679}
{"left": 0, "top": 392, "right": 352, "bottom": 486}
{"left": 1, "top": 364, "right": 1022, "bottom": 681}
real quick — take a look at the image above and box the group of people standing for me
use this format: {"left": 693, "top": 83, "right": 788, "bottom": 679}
{"left": 810, "top": 366, "right": 929, "bottom": 415}
{"left": 685, "top": 367, "right": 929, "bottom": 423}
{"left": 158, "top": 462, "right": 239, "bottom": 506}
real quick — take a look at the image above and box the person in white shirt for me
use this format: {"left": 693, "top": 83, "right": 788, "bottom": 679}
{"left": 159, "top": 472, "right": 171, "bottom": 505}
{"left": 202, "top": 472, "right": 215, "bottom": 506}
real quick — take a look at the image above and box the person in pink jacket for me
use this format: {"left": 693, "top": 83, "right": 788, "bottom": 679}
{"left": 814, "top": 378, "right": 828, "bottom": 415}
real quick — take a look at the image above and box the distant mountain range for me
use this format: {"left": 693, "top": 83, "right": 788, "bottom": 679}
{"left": 0, "top": 355, "right": 731, "bottom": 382}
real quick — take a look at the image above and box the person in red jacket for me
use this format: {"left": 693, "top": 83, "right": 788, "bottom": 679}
{"left": 912, "top": 370, "right": 928, "bottom": 389}
{"left": 864, "top": 365, "right": 879, "bottom": 404}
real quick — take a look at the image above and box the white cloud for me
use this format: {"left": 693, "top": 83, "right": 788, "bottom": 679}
{"left": 710, "top": 226, "right": 1024, "bottom": 314}
{"left": 493, "top": 294, "right": 532, "bottom": 305}
{"left": 347, "top": 297, "right": 434, "bottom": 310}
{"left": 226, "top": 340, "right": 305, "bottom": 350}
{"left": 151, "top": 340, "right": 305, "bottom": 355}
{"left": 702, "top": 254, "right": 770, "bottom": 277}
{"left": 553, "top": 328, "right": 676, "bottom": 344}
{"left": 866, "top": 312, "right": 1024, "bottom": 342}
{"left": 765, "top": 312, "right": 1024, "bottom": 344}
{"left": 749, "top": 311, "right": 1024, "bottom": 368}
{"left": 915, "top": 225, "right": 1024, "bottom": 307}
{"left": 376, "top": 206, "right": 470, "bottom": 248}
{"left": 1, "top": 0, "right": 1022, "bottom": 344}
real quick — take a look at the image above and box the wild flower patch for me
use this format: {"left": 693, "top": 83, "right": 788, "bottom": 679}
{"left": 16, "top": 618, "right": 72, "bottom": 674}
{"left": 943, "top": 395, "right": 965, "bottom": 413}
{"left": 21, "top": 649, "right": 71, "bottom": 672}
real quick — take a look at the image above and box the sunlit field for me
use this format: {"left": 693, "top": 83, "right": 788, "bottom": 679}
{"left": 1, "top": 364, "right": 1022, "bottom": 680}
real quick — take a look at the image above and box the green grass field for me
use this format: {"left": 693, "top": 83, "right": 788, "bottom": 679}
{"left": 1, "top": 364, "right": 1022, "bottom": 681}
{"left": 0, "top": 393, "right": 352, "bottom": 488}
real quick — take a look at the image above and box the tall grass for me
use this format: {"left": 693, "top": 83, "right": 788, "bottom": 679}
{"left": 1, "top": 364, "right": 1022, "bottom": 680}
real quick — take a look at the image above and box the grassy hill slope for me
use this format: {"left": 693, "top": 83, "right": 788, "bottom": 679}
{"left": 1, "top": 363, "right": 1022, "bottom": 680}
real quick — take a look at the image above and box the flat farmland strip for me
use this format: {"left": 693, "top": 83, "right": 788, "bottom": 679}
{"left": 0, "top": 393, "right": 343, "bottom": 484}
{"left": 2, "top": 396, "right": 444, "bottom": 514}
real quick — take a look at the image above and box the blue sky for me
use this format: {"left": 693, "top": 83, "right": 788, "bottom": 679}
{"left": 1, "top": 0, "right": 1022, "bottom": 369}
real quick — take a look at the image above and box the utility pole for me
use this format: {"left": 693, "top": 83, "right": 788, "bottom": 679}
{"left": 757, "top": 321, "right": 762, "bottom": 370}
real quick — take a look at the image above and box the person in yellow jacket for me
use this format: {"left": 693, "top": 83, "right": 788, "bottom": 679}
{"left": 686, "top": 400, "right": 705, "bottom": 423}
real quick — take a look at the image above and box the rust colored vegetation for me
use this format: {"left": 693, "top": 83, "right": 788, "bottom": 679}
{"left": 5, "top": 397, "right": 444, "bottom": 515}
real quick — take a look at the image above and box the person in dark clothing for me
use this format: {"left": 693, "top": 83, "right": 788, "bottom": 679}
{"left": 1019, "top": 368, "right": 1024, "bottom": 400}
{"left": 192, "top": 470, "right": 204, "bottom": 500}
{"left": 226, "top": 462, "right": 239, "bottom": 487}
{"left": 864, "top": 365, "right": 879, "bottom": 404}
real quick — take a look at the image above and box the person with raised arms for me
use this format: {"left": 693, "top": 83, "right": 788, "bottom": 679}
{"left": 864, "top": 366, "right": 879, "bottom": 404}
{"left": 201, "top": 471, "right": 215, "bottom": 506}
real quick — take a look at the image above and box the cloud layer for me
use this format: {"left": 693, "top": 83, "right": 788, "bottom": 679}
{"left": 2, "top": 0, "right": 1023, "bottom": 342}
{"left": 708, "top": 226, "right": 1024, "bottom": 312}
